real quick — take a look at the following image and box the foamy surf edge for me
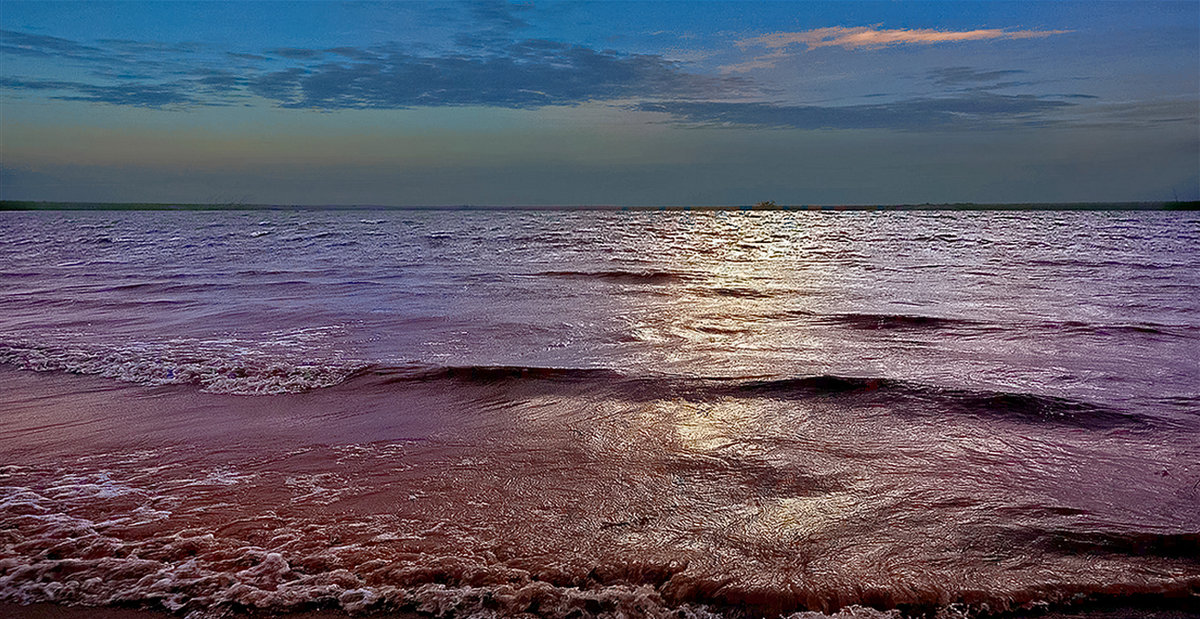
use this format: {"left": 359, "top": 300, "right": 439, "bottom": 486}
{"left": 0, "top": 339, "right": 365, "bottom": 395}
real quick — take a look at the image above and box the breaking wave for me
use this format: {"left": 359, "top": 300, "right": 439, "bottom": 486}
{"left": 0, "top": 339, "right": 364, "bottom": 395}
{"left": 0, "top": 340, "right": 1145, "bottom": 429}
{"left": 347, "top": 365, "right": 1144, "bottom": 428}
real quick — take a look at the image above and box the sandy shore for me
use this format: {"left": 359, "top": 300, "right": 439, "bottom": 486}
{"left": 4, "top": 602, "right": 1200, "bottom": 619}
{"left": 0, "top": 603, "right": 436, "bottom": 619}
{"left": 0, "top": 604, "right": 173, "bottom": 619}
{"left": 0, "top": 604, "right": 419, "bottom": 619}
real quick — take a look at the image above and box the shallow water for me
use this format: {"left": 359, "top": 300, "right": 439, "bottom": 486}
{"left": 1, "top": 210, "right": 1198, "bottom": 618}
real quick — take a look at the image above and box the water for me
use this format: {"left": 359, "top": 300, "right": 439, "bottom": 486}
{"left": 1, "top": 209, "right": 1198, "bottom": 618}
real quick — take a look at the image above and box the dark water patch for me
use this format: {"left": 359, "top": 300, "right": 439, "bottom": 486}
{"left": 298, "top": 230, "right": 340, "bottom": 240}
{"left": 690, "top": 324, "right": 751, "bottom": 335}
{"left": 822, "top": 312, "right": 979, "bottom": 331}
{"left": 450, "top": 272, "right": 515, "bottom": 284}
{"left": 74, "top": 235, "right": 115, "bottom": 244}
{"left": 667, "top": 453, "right": 847, "bottom": 499}
{"left": 707, "top": 286, "right": 772, "bottom": 298}
{"left": 93, "top": 280, "right": 232, "bottom": 295}
{"left": 1028, "top": 258, "right": 1185, "bottom": 271}
{"left": 534, "top": 270, "right": 685, "bottom": 284}
{"left": 358, "top": 364, "right": 625, "bottom": 385}
{"left": 733, "top": 374, "right": 902, "bottom": 395}
{"left": 722, "top": 376, "right": 1142, "bottom": 428}
{"left": 1051, "top": 321, "right": 1194, "bottom": 338}
{"left": 1030, "top": 601, "right": 1200, "bottom": 619}
{"left": 1046, "top": 530, "right": 1200, "bottom": 559}
{"left": 993, "top": 523, "right": 1200, "bottom": 561}
{"left": 937, "top": 390, "right": 1122, "bottom": 425}
{"left": 1157, "top": 395, "right": 1200, "bottom": 409}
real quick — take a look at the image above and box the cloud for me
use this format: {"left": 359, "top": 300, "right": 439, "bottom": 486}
{"left": 929, "top": 66, "right": 1027, "bottom": 86}
{"left": 0, "top": 76, "right": 196, "bottom": 106}
{"left": 243, "top": 40, "right": 751, "bottom": 109}
{"left": 0, "top": 24, "right": 1092, "bottom": 129}
{"left": 1, "top": 25, "right": 752, "bottom": 110}
{"left": 725, "top": 26, "right": 1071, "bottom": 72}
{"left": 192, "top": 70, "right": 248, "bottom": 95}
{"left": 1071, "top": 98, "right": 1200, "bottom": 128}
{"left": 632, "top": 92, "right": 1078, "bottom": 131}
{"left": 744, "top": 26, "right": 1071, "bottom": 51}
{"left": 246, "top": 67, "right": 308, "bottom": 101}
{"left": 455, "top": 0, "right": 532, "bottom": 51}
{"left": 99, "top": 39, "right": 202, "bottom": 55}
{"left": 0, "top": 29, "right": 105, "bottom": 60}
{"left": 326, "top": 47, "right": 380, "bottom": 61}
{"left": 227, "top": 51, "right": 270, "bottom": 62}
{"left": 1, "top": 29, "right": 207, "bottom": 74}
{"left": 468, "top": 0, "right": 530, "bottom": 32}
{"left": 270, "top": 47, "right": 324, "bottom": 60}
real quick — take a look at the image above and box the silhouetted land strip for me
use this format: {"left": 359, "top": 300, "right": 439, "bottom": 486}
{"left": 2, "top": 200, "right": 1197, "bottom": 212}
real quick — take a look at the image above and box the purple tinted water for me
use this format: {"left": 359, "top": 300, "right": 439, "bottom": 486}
{"left": 1, "top": 210, "right": 1197, "bottom": 618}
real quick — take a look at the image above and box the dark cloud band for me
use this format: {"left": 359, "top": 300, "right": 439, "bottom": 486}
{"left": 0, "top": 27, "right": 1120, "bottom": 130}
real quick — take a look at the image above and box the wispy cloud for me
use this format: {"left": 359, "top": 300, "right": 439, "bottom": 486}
{"left": 928, "top": 66, "right": 1027, "bottom": 86}
{"left": 633, "top": 92, "right": 1078, "bottom": 131}
{"left": 0, "top": 76, "right": 197, "bottom": 107}
{"left": 0, "top": 28, "right": 752, "bottom": 110}
{"left": 247, "top": 40, "right": 751, "bottom": 109}
{"left": 745, "top": 26, "right": 1071, "bottom": 51}
{"left": 0, "top": 29, "right": 104, "bottom": 61}
{"left": 270, "top": 47, "right": 324, "bottom": 60}
{"left": 725, "top": 26, "right": 1071, "bottom": 72}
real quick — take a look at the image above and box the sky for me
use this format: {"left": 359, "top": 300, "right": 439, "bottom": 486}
{"left": 0, "top": 0, "right": 1197, "bottom": 206}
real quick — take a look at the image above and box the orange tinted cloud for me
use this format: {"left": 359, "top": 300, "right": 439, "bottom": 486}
{"left": 743, "top": 25, "right": 1071, "bottom": 51}
{"left": 724, "top": 26, "right": 1071, "bottom": 72}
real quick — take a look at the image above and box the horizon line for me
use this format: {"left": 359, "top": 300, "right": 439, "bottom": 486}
{"left": 2, "top": 200, "right": 1198, "bottom": 212}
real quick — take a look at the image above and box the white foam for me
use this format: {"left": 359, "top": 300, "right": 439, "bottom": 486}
{"left": 0, "top": 338, "right": 364, "bottom": 395}
{"left": 786, "top": 607, "right": 903, "bottom": 619}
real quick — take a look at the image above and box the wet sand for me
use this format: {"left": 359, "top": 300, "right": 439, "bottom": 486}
{"left": 4, "top": 602, "right": 1200, "bottom": 619}
{"left": 0, "top": 603, "right": 423, "bottom": 619}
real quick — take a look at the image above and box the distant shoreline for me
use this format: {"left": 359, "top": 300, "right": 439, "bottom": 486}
{"left": 2, "top": 200, "right": 1197, "bottom": 212}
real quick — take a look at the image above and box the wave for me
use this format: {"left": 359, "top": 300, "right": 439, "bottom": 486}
{"left": 1053, "top": 320, "right": 1195, "bottom": 338}
{"left": 807, "top": 313, "right": 1190, "bottom": 338}
{"left": 534, "top": 270, "right": 686, "bottom": 284}
{"left": 0, "top": 341, "right": 1147, "bottom": 428}
{"left": 1028, "top": 258, "right": 1188, "bottom": 271}
{"left": 803, "top": 312, "right": 1193, "bottom": 338}
{"left": 361, "top": 364, "right": 626, "bottom": 384}
{"left": 0, "top": 340, "right": 363, "bottom": 395}
{"left": 723, "top": 376, "right": 1142, "bottom": 428}
{"left": 708, "top": 286, "right": 773, "bottom": 298}
{"left": 819, "top": 312, "right": 979, "bottom": 331}
{"left": 349, "top": 366, "right": 1142, "bottom": 428}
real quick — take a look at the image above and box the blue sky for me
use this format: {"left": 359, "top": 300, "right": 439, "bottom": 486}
{"left": 1, "top": 1, "right": 1196, "bottom": 205}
